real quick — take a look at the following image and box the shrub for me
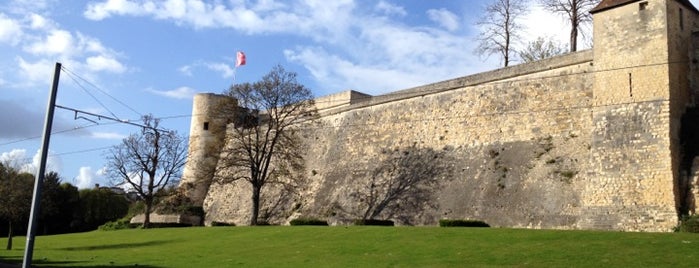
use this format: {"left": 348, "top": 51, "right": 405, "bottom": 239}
{"left": 439, "top": 219, "right": 490, "bottom": 227}
{"left": 678, "top": 215, "right": 699, "bottom": 233}
{"left": 353, "top": 219, "right": 394, "bottom": 226}
{"left": 149, "top": 223, "right": 193, "bottom": 228}
{"left": 156, "top": 191, "right": 204, "bottom": 218}
{"left": 211, "top": 221, "right": 235, "bottom": 227}
{"left": 289, "top": 218, "right": 328, "bottom": 226}
{"left": 99, "top": 218, "right": 137, "bottom": 231}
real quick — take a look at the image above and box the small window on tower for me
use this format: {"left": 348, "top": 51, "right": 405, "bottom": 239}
{"left": 639, "top": 2, "right": 648, "bottom": 11}
{"left": 680, "top": 8, "right": 684, "bottom": 30}
{"left": 203, "top": 122, "right": 209, "bottom": 131}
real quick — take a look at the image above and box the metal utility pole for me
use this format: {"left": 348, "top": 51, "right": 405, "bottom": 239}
{"left": 22, "top": 62, "right": 61, "bottom": 268}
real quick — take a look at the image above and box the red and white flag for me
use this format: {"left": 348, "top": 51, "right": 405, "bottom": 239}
{"left": 236, "top": 51, "right": 246, "bottom": 67}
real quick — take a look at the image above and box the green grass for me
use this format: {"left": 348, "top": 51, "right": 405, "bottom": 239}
{"left": 1, "top": 227, "right": 698, "bottom": 267}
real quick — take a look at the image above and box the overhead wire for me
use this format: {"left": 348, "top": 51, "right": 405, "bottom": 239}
{"left": 0, "top": 123, "right": 107, "bottom": 147}
{"left": 62, "top": 68, "right": 121, "bottom": 119}
{"left": 61, "top": 66, "right": 144, "bottom": 118}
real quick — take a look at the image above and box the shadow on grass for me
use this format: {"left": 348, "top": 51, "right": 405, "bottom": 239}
{"left": 57, "top": 239, "right": 175, "bottom": 251}
{"left": 1, "top": 240, "right": 174, "bottom": 267}
{"left": 1, "top": 257, "right": 161, "bottom": 268}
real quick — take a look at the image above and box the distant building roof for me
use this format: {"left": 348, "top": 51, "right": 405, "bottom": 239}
{"left": 591, "top": 0, "right": 698, "bottom": 14}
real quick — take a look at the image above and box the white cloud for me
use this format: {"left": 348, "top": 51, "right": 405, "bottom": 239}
{"left": 427, "top": 8, "right": 460, "bottom": 31}
{"left": 0, "top": 149, "right": 29, "bottom": 169}
{"left": 253, "top": 0, "right": 287, "bottom": 12}
{"left": 91, "top": 131, "right": 127, "bottom": 140}
{"left": 83, "top": 0, "right": 353, "bottom": 36}
{"left": 5, "top": 0, "right": 55, "bottom": 14}
{"left": 28, "top": 13, "right": 52, "bottom": 30}
{"left": 1, "top": 149, "right": 64, "bottom": 175}
{"left": 25, "top": 29, "right": 73, "bottom": 56}
{"left": 86, "top": 55, "right": 126, "bottom": 73}
{"left": 205, "top": 62, "right": 235, "bottom": 78}
{"left": 0, "top": 13, "right": 23, "bottom": 45}
{"left": 0, "top": 12, "right": 128, "bottom": 88}
{"left": 521, "top": 5, "right": 570, "bottom": 47}
{"left": 17, "top": 57, "right": 55, "bottom": 85}
{"left": 30, "top": 149, "right": 62, "bottom": 174}
{"left": 83, "top": 0, "right": 147, "bottom": 20}
{"left": 285, "top": 41, "right": 479, "bottom": 96}
{"left": 147, "top": 86, "right": 197, "bottom": 99}
{"left": 375, "top": 1, "right": 406, "bottom": 17}
{"left": 80, "top": 0, "right": 495, "bottom": 95}
{"left": 178, "top": 61, "right": 235, "bottom": 78}
{"left": 178, "top": 64, "right": 193, "bottom": 76}
{"left": 75, "top": 166, "right": 106, "bottom": 188}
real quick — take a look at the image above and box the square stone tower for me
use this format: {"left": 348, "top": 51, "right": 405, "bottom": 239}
{"left": 583, "top": 0, "right": 698, "bottom": 231}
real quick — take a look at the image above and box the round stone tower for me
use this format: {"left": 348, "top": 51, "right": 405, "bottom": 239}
{"left": 180, "top": 93, "right": 237, "bottom": 206}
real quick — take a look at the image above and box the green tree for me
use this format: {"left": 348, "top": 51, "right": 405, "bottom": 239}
{"left": 76, "top": 188, "right": 130, "bottom": 231}
{"left": 38, "top": 181, "right": 80, "bottom": 234}
{"left": 0, "top": 163, "right": 34, "bottom": 250}
{"left": 106, "top": 114, "right": 187, "bottom": 228}
{"left": 38, "top": 171, "right": 62, "bottom": 234}
{"left": 216, "top": 65, "right": 317, "bottom": 225}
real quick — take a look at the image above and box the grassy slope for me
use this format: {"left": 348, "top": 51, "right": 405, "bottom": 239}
{"left": 0, "top": 227, "right": 698, "bottom": 267}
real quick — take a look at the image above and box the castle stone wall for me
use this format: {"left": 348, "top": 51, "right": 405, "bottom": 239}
{"left": 203, "top": 52, "right": 596, "bottom": 228}
{"left": 191, "top": 0, "right": 699, "bottom": 231}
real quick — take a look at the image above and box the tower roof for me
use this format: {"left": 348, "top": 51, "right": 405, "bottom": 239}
{"left": 590, "top": 0, "right": 699, "bottom": 14}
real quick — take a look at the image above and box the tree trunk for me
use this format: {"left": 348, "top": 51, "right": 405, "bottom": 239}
{"left": 143, "top": 199, "right": 152, "bottom": 229}
{"left": 570, "top": 8, "right": 579, "bottom": 52}
{"left": 6, "top": 221, "right": 12, "bottom": 250}
{"left": 250, "top": 184, "right": 261, "bottom": 225}
{"left": 570, "top": 25, "right": 578, "bottom": 52}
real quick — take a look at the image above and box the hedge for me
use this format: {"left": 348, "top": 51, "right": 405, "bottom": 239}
{"left": 678, "top": 215, "right": 699, "bottom": 233}
{"left": 439, "top": 219, "right": 490, "bottom": 227}
{"left": 290, "top": 218, "right": 328, "bottom": 226}
{"left": 353, "top": 219, "right": 394, "bottom": 226}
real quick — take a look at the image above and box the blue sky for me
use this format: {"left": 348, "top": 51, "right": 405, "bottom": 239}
{"left": 2, "top": 0, "right": 695, "bottom": 188}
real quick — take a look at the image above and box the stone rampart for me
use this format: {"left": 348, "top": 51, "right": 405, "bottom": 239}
{"left": 192, "top": 0, "right": 699, "bottom": 231}
{"left": 204, "top": 52, "right": 597, "bottom": 228}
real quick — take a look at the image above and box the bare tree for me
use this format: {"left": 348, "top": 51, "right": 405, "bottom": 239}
{"left": 518, "top": 36, "right": 566, "bottom": 62}
{"left": 106, "top": 115, "right": 187, "bottom": 228}
{"left": 351, "top": 145, "right": 454, "bottom": 224}
{"left": 476, "top": 0, "right": 528, "bottom": 67}
{"left": 539, "top": 0, "right": 600, "bottom": 52}
{"left": 216, "top": 65, "right": 317, "bottom": 225}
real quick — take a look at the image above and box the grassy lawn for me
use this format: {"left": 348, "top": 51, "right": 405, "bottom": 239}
{"left": 0, "top": 226, "right": 697, "bottom": 267}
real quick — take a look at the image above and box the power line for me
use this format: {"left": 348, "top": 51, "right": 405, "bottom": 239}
{"left": 0, "top": 123, "right": 103, "bottom": 147}
{"left": 55, "top": 146, "right": 113, "bottom": 157}
{"left": 56, "top": 105, "right": 167, "bottom": 132}
{"left": 61, "top": 66, "right": 144, "bottom": 118}
{"left": 63, "top": 69, "right": 120, "bottom": 119}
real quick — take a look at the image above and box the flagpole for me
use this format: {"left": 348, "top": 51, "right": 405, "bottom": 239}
{"left": 233, "top": 50, "right": 246, "bottom": 86}
{"left": 232, "top": 67, "right": 237, "bottom": 85}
